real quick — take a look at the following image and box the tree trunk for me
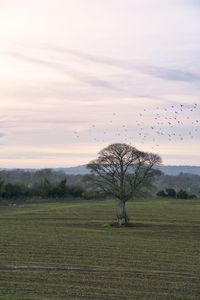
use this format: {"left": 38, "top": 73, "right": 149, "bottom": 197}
{"left": 118, "top": 200, "right": 127, "bottom": 226}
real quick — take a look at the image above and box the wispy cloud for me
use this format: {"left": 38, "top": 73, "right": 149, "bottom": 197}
{"left": 142, "top": 66, "right": 199, "bottom": 82}
{"left": 0, "top": 51, "right": 118, "bottom": 90}
{"left": 49, "top": 47, "right": 200, "bottom": 83}
{"left": 1, "top": 0, "right": 200, "bottom": 167}
{"left": 48, "top": 47, "right": 137, "bottom": 70}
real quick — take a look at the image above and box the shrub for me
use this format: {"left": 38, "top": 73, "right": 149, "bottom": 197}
{"left": 166, "top": 188, "right": 177, "bottom": 198}
{"left": 156, "top": 188, "right": 196, "bottom": 199}
{"left": 0, "top": 177, "right": 4, "bottom": 197}
{"left": 2, "top": 183, "right": 29, "bottom": 199}
{"left": 69, "top": 185, "right": 84, "bottom": 198}
{"left": 31, "top": 178, "right": 53, "bottom": 197}
{"left": 156, "top": 190, "right": 167, "bottom": 197}
{"left": 177, "top": 189, "right": 189, "bottom": 199}
{"left": 51, "top": 179, "right": 69, "bottom": 197}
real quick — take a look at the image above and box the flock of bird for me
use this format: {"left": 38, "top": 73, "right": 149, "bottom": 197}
{"left": 73, "top": 103, "right": 200, "bottom": 150}
{"left": 134, "top": 103, "right": 199, "bottom": 149}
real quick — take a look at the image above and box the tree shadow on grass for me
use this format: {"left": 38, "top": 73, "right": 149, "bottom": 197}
{"left": 63, "top": 221, "right": 191, "bottom": 231}
{"left": 108, "top": 222, "right": 154, "bottom": 228}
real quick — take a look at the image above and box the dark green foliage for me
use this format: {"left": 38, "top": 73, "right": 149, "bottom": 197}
{"left": 177, "top": 189, "right": 189, "bottom": 199}
{"left": 157, "top": 188, "right": 197, "bottom": 200}
{"left": 1, "top": 182, "right": 29, "bottom": 199}
{"left": 51, "top": 179, "right": 69, "bottom": 197}
{"left": 156, "top": 190, "right": 167, "bottom": 197}
{"left": 68, "top": 185, "right": 84, "bottom": 198}
{"left": 0, "top": 175, "right": 83, "bottom": 201}
{"left": 177, "top": 189, "right": 197, "bottom": 199}
{"left": 31, "top": 178, "right": 69, "bottom": 198}
{"left": 0, "top": 170, "right": 106, "bottom": 201}
{"left": 166, "top": 188, "right": 177, "bottom": 197}
{"left": 155, "top": 172, "right": 200, "bottom": 196}
{"left": 31, "top": 178, "right": 52, "bottom": 198}
{"left": 0, "top": 177, "right": 4, "bottom": 195}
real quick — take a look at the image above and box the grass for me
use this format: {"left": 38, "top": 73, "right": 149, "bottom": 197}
{"left": 0, "top": 198, "right": 199, "bottom": 299}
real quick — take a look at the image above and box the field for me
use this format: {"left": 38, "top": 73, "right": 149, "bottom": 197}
{"left": 0, "top": 199, "right": 199, "bottom": 300}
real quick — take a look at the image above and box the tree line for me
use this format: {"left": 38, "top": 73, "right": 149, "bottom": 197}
{"left": 0, "top": 169, "right": 101, "bottom": 201}
{"left": 0, "top": 143, "right": 199, "bottom": 227}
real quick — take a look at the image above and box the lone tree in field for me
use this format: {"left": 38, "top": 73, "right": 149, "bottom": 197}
{"left": 87, "top": 143, "right": 162, "bottom": 226}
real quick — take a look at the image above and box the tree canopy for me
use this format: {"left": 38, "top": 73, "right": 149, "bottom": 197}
{"left": 87, "top": 143, "right": 162, "bottom": 225}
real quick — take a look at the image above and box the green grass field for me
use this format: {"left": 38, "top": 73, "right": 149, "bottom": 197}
{"left": 0, "top": 199, "right": 199, "bottom": 300}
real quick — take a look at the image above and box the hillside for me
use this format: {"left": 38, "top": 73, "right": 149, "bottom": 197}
{"left": 58, "top": 165, "right": 200, "bottom": 176}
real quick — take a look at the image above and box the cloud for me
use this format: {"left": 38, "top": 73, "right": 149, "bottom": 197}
{"left": 0, "top": 51, "right": 118, "bottom": 91}
{"left": 142, "top": 66, "right": 200, "bottom": 82}
{"left": 84, "top": 77, "right": 117, "bottom": 89}
{"left": 1, "top": 47, "right": 199, "bottom": 110}
{"left": 49, "top": 47, "right": 200, "bottom": 83}
{"left": 182, "top": 0, "right": 200, "bottom": 7}
{"left": 49, "top": 47, "right": 135, "bottom": 69}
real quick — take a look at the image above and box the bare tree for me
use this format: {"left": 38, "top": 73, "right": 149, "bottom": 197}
{"left": 87, "top": 143, "right": 162, "bottom": 226}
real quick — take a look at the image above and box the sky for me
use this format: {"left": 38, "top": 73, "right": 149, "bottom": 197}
{"left": 0, "top": 0, "right": 200, "bottom": 168}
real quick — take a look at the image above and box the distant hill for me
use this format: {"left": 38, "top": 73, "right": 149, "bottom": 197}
{"left": 56, "top": 165, "right": 89, "bottom": 175}
{"left": 57, "top": 165, "right": 200, "bottom": 176}
{"left": 157, "top": 166, "right": 200, "bottom": 176}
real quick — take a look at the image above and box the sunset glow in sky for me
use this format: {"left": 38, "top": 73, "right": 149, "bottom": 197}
{"left": 0, "top": 0, "right": 200, "bottom": 167}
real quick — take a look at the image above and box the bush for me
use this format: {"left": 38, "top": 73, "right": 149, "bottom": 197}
{"left": 176, "top": 189, "right": 196, "bottom": 199}
{"left": 0, "top": 174, "right": 100, "bottom": 201}
{"left": 2, "top": 183, "right": 29, "bottom": 199}
{"left": 51, "top": 179, "right": 69, "bottom": 197}
{"left": 156, "top": 189, "right": 197, "bottom": 199}
{"left": 0, "top": 177, "right": 4, "bottom": 196}
{"left": 31, "top": 178, "right": 70, "bottom": 198}
{"left": 69, "top": 185, "right": 84, "bottom": 198}
{"left": 31, "top": 178, "right": 53, "bottom": 198}
{"left": 166, "top": 188, "right": 177, "bottom": 198}
{"left": 156, "top": 190, "right": 167, "bottom": 197}
{"left": 157, "top": 188, "right": 197, "bottom": 200}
